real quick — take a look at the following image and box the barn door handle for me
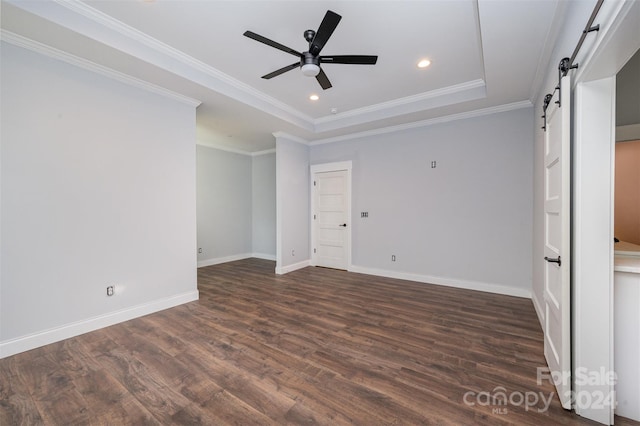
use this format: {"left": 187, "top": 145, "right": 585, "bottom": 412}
{"left": 544, "top": 256, "right": 561, "bottom": 266}
{"left": 339, "top": 223, "right": 347, "bottom": 227}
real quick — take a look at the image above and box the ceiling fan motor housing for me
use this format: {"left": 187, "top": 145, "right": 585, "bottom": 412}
{"left": 301, "top": 52, "right": 320, "bottom": 76}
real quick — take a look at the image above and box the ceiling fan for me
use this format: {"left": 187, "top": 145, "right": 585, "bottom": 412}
{"left": 243, "top": 10, "right": 378, "bottom": 90}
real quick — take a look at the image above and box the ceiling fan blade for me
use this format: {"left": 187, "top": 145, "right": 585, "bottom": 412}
{"left": 243, "top": 31, "right": 302, "bottom": 57}
{"left": 320, "top": 55, "right": 378, "bottom": 65}
{"left": 316, "top": 68, "right": 332, "bottom": 90}
{"left": 261, "top": 62, "right": 300, "bottom": 79}
{"left": 309, "top": 10, "right": 341, "bottom": 56}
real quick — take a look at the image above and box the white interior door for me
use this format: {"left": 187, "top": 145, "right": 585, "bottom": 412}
{"left": 543, "top": 74, "right": 572, "bottom": 410}
{"left": 312, "top": 168, "right": 349, "bottom": 270}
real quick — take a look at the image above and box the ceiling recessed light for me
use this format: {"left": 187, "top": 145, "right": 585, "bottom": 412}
{"left": 309, "top": 94, "right": 319, "bottom": 101}
{"left": 418, "top": 59, "right": 431, "bottom": 68}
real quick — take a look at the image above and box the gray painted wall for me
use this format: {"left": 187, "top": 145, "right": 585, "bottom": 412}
{"left": 196, "top": 145, "right": 252, "bottom": 263}
{"left": 252, "top": 152, "right": 276, "bottom": 257}
{"left": 310, "top": 108, "right": 533, "bottom": 295}
{"left": 196, "top": 147, "right": 276, "bottom": 264}
{"left": 1, "top": 43, "right": 197, "bottom": 353}
{"left": 276, "top": 136, "right": 310, "bottom": 272}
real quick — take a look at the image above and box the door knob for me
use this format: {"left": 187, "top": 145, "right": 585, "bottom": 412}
{"left": 544, "top": 256, "right": 561, "bottom": 266}
{"left": 339, "top": 223, "right": 347, "bottom": 227}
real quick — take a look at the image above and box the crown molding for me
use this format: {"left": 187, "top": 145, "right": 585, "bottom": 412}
{"left": 196, "top": 140, "right": 276, "bottom": 157}
{"left": 5, "top": 20, "right": 533, "bottom": 155}
{"left": 52, "top": 0, "right": 313, "bottom": 124}
{"left": 310, "top": 100, "right": 532, "bottom": 146}
{"left": 273, "top": 132, "right": 309, "bottom": 145}
{"left": 209, "top": 100, "right": 533, "bottom": 152}
{"left": 1, "top": 30, "right": 201, "bottom": 107}
{"left": 317, "top": 79, "right": 485, "bottom": 121}
{"left": 314, "top": 79, "right": 487, "bottom": 133}
{"left": 196, "top": 140, "right": 253, "bottom": 156}
{"left": 5, "top": 0, "right": 496, "bottom": 136}
{"left": 251, "top": 148, "right": 277, "bottom": 157}
{"left": 5, "top": 0, "right": 315, "bottom": 132}
{"left": 6, "top": 0, "right": 543, "bottom": 142}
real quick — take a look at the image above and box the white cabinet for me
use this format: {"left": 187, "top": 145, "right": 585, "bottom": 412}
{"left": 614, "top": 256, "right": 640, "bottom": 421}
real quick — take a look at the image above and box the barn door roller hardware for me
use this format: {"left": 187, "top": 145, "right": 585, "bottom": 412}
{"left": 556, "top": 57, "right": 578, "bottom": 108}
{"left": 542, "top": 0, "right": 603, "bottom": 130}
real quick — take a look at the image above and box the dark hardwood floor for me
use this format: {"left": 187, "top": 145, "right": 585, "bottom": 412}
{"left": 1, "top": 258, "right": 637, "bottom": 425}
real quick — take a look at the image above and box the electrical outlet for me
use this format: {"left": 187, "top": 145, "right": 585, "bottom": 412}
{"left": 392, "top": 255, "right": 396, "bottom": 262}
{"left": 106, "top": 286, "right": 114, "bottom": 296}
{"left": 198, "top": 248, "right": 202, "bottom": 253}
{"left": 292, "top": 249, "right": 295, "bottom": 257}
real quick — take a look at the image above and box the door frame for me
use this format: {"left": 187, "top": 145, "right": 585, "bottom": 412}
{"left": 572, "top": 77, "right": 616, "bottom": 424}
{"left": 570, "top": 1, "right": 639, "bottom": 423}
{"left": 310, "top": 161, "right": 352, "bottom": 270}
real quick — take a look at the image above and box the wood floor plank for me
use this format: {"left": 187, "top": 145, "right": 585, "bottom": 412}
{"left": 73, "top": 368, "right": 160, "bottom": 425}
{"left": 3, "top": 258, "right": 637, "bottom": 425}
{"left": 174, "top": 347, "right": 298, "bottom": 420}
{"left": 0, "top": 359, "right": 45, "bottom": 425}
{"left": 93, "top": 343, "right": 192, "bottom": 424}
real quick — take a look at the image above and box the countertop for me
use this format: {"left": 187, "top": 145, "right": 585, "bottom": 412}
{"left": 615, "top": 240, "right": 640, "bottom": 256}
{"left": 615, "top": 255, "right": 640, "bottom": 274}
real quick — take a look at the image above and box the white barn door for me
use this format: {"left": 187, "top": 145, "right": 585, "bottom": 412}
{"left": 543, "top": 74, "right": 572, "bottom": 410}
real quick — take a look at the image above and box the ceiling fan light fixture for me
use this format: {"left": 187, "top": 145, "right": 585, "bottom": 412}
{"left": 301, "top": 63, "right": 321, "bottom": 77}
{"left": 244, "top": 10, "right": 377, "bottom": 90}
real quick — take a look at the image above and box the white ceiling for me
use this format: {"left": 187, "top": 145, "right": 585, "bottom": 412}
{"left": 1, "top": 0, "right": 562, "bottom": 153}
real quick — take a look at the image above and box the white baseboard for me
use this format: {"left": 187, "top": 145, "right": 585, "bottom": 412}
{"left": 0, "top": 290, "right": 199, "bottom": 359}
{"left": 531, "top": 291, "right": 545, "bottom": 325}
{"left": 348, "top": 265, "right": 531, "bottom": 298}
{"left": 198, "top": 252, "right": 276, "bottom": 268}
{"left": 252, "top": 252, "right": 276, "bottom": 261}
{"left": 275, "top": 259, "right": 310, "bottom": 275}
{"left": 197, "top": 253, "right": 252, "bottom": 268}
